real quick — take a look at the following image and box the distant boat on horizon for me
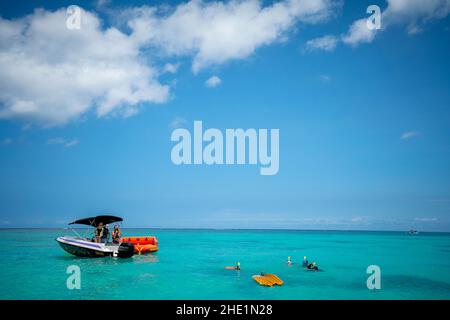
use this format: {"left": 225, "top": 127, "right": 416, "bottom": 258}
{"left": 407, "top": 229, "right": 419, "bottom": 235}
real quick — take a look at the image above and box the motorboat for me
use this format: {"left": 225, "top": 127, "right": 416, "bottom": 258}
{"left": 56, "top": 215, "right": 134, "bottom": 258}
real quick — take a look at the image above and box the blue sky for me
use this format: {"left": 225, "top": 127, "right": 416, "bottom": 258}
{"left": 0, "top": 0, "right": 450, "bottom": 231}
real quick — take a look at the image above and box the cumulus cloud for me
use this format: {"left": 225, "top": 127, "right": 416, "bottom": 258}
{"left": 95, "top": 0, "right": 112, "bottom": 9}
{"left": 64, "top": 139, "right": 80, "bottom": 147}
{"left": 47, "top": 137, "right": 79, "bottom": 147}
{"left": 341, "top": 18, "right": 378, "bottom": 46}
{"left": 401, "top": 130, "right": 421, "bottom": 140}
{"left": 0, "top": 8, "right": 170, "bottom": 127}
{"left": 126, "top": 0, "right": 338, "bottom": 72}
{"left": 383, "top": 0, "right": 450, "bottom": 34}
{"left": 205, "top": 75, "right": 222, "bottom": 88}
{"left": 162, "top": 62, "right": 181, "bottom": 74}
{"left": 0, "top": 0, "right": 338, "bottom": 126}
{"left": 343, "top": 0, "right": 450, "bottom": 45}
{"left": 305, "top": 35, "right": 338, "bottom": 51}
{"left": 169, "top": 116, "right": 188, "bottom": 129}
{"left": 309, "top": 0, "right": 450, "bottom": 49}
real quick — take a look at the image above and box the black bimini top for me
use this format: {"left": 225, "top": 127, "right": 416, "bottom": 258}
{"left": 69, "top": 215, "right": 123, "bottom": 227}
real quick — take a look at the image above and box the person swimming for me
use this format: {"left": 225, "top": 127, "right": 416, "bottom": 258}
{"left": 307, "top": 262, "right": 319, "bottom": 271}
{"left": 302, "top": 256, "right": 309, "bottom": 267}
{"left": 287, "top": 256, "right": 293, "bottom": 265}
{"left": 225, "top": 262, "right": 240, "bottom": 270}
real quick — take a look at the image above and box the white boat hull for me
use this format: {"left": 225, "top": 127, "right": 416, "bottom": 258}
{"left": 56, "top": 236, "right": 119, "bottom": 257}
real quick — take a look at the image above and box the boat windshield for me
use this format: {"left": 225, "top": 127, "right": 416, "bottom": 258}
{"left": 67, "top": 221, "right": 124, "bottom": 243}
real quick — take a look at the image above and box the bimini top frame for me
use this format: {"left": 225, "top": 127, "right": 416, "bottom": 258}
{"left": 69, "top": 215, "right": 123, "bottom": 227}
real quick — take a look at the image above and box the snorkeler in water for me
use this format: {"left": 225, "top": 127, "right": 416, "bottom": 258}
{"left": 287, "top": 256, "right": 293, "bottom": 265}
{"left": 225, "top": 262, "right": 240, "bottom": 270}
{"left": 302, "top": 256, "right": 308, "bottom": 267}
{"left": 307, "top": 262, "right": 319, "bottom": 271}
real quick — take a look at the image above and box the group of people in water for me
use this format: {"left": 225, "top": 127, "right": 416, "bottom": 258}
{"left": 225, "top": 256, "right": 320, "bottom": 272}
{"left": 93, "top": 222, "right": 122, "bottom": 244}
{"left": 287, "top": 256, "right": 319, "bottom": 271}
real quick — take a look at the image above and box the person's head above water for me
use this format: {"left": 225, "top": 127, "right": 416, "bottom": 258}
{"left": 303, "top": 256, "right": 307, "bottom": 260}
{"left": 288, "top": 256, "right": 291, "bottom": 261}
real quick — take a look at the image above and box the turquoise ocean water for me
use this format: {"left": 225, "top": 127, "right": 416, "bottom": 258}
{"left": 1, "top": 229, "right": 450, "bottom": 300}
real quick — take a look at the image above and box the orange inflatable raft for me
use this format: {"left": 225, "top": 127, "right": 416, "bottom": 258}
{"left": 122, "top": 236, "right": 158, "bottom": 254}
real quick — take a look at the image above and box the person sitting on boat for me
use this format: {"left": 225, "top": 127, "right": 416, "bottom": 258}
{"left": 112, "top": 225, "right": 122, "bottom": 244}
{"left": 94, "top": 222, "right": 104, "bottom": 243}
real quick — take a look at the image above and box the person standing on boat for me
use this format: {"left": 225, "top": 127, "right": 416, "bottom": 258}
{"left": 112, "top": 224, "right": 122, "bottom": 244}
{"left": 94, "top": 222, "right": 104, "bottom": 243}
{"left": 102, "top": 224, "right": 110, "bottom": 243}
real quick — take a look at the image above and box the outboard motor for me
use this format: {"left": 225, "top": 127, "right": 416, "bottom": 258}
{"left": 117, "top": 242, "right": 134, "bottom": 258}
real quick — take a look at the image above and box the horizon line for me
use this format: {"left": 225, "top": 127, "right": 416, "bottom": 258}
{"left": 0, "top": 226, "right": 448, "bottom": 234}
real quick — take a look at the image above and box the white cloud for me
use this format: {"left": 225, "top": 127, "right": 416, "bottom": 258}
{"left": 205, "top": 75, "right": 222, "bottom": 88}
{"left": 300, "top": 216, "right": 373, "bottom": 226}
{"left": 126, "top": 0, "right": 338, "bottom": 72}
{"left": 308, "top": 0, "right": 450, "bottom": 49}
{"left": 341, "top": 0, "right": 450, "bottom": 46}
{"left": 95, "top": 0, "right": 112, "bottom": 9}
{"left": 319, "top": 74, "right": 331, "bottom": 82}
{"left": 414, "top": 217, "right": 438, "bottom": 222}
{"left": 1, "top": 1, "right": 448, "bottom": 127}
{"left": 47, "top": 137, "right": 79, "bottom": 147}
{"left": 163, "top": 62, "right": 180, "bottom": 74}
{"left": 64, "top": 139, "right": 80, "bottom": 147}
{"left": 383, "top": 0, "right": 450, "bottom": 34}
{"left": 169, "top": 116, "right": 188, "bottom": 129}
{"left": 0, "top": 1, "right": 339, "bottom": 127}
{"left": 341, "top": 18, "right": 378, "bottom": 46}
{"left": 0, "top": 8, "right": 170, "bottom": 127}
{"left": 305, "top": 35, "right": 338, "bottom": 51}
{"left": 401, "top": 130, "right": 420, "bottom": 140}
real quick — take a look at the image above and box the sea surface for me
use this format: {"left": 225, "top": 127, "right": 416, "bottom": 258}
{"left": 1, "top": 228, "right": 450, "bottom": 300}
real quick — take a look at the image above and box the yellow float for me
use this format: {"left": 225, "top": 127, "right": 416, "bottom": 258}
{"left": 252, "top": 273, "right": 283, "bottom": 286}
